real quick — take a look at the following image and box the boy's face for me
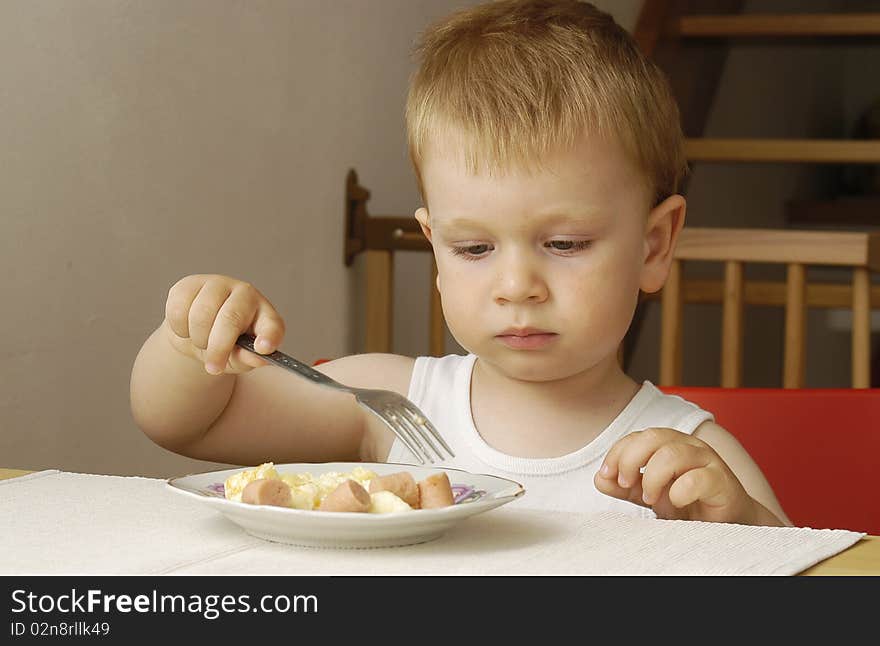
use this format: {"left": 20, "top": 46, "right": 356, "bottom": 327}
{"left": 416, "top": 133, "right": 683, "bottom": 382}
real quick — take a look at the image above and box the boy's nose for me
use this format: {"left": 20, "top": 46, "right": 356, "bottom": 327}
{"left": 492, "top": 253, "right": 548, "bottom": 305}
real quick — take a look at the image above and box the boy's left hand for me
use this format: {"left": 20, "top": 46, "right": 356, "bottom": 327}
{"left": 594, "top": 427, "right": 755, "bottom": 524}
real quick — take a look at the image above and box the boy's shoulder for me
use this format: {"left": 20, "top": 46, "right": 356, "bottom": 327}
{"left": 314, "top": 352, "right": 416, "bottom": 398}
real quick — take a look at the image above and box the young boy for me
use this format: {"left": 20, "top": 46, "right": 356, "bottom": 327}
{"left": 131, "top": 0, "right": 790, "bottom": 526}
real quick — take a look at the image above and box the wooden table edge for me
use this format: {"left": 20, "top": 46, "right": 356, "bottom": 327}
{"left": 0, "top": 468, "right": 35, "bottom": 480}
{"left": 1, "top": 468, "right": 875, "bottom": 575}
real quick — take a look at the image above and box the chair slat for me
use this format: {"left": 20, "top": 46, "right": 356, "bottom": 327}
{"left": 676, "top": 227, "right": 880, "bottom": 268}
{"left": 783, "top": 263, "right": 806, "bottom": 388}
{"left": 365, "top": 250, "right": 393, "bottom": 353}
{"left": 721, "top": 261, "right": 744, "bottom": 387}
{"left": 852, "top": 267, "right": 871, "bottom": 388}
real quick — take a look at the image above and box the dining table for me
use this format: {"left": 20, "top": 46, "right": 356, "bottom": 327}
{"left": 1, "top": 467, "right": 878, "bottom": 576}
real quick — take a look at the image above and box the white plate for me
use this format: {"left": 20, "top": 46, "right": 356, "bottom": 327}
{"left": 167, "top": 462, "right": 525, "bottom": 549}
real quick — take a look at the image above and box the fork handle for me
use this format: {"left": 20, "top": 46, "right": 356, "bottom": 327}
{"left": 236, "top": 334, "right": 341, "bottom": 389}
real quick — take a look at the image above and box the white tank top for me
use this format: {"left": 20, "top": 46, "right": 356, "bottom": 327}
{"left": 387, "top": 353, "right": 714, "bottom": 518}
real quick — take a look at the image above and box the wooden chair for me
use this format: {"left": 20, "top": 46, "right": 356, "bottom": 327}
{"left": 656, "top": 228, "right": 880, "bottom": 388}
{"left": 344, "top": 170, "right": 880, "bottom": 388}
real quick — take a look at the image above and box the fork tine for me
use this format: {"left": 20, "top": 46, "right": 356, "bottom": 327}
{"left": 423, "top": 418, "right": 455, "bottom": 459}
{"left": 389, "top": 407, "right": 435, "bottom": 464}
{"left": 398, "top": 407, "right": 441, "bottom": 462}
{"left": 402, "top": 402, "right": 455, "bottom": 459}
{"left": 361, "top": 405, "right": 426, "bottom": 465}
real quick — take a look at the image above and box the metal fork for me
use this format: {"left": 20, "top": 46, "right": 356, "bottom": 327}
{"left": 235, "top": 334, "right": 454, "bottom": 464}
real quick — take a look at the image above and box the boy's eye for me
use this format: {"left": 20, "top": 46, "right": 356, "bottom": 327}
{"left": 450, "top": 244, "right": 492, "bottom": 259}
{"left": 546, "top": 239, "right": 592, "bottom": 253}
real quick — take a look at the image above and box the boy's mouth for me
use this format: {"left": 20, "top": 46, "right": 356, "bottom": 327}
{"left": 495, "top": 327, "right": 558, "bottom": 350}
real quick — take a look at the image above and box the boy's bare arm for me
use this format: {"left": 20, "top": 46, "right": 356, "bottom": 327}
{"left": 130, "top": 324, "right": 339, "bottom": 464}
{"left": 130, "top": 322, "right": 241, "bottom": 455}
{"left": 129, "top": 274, "right": 409, "bottom": 466}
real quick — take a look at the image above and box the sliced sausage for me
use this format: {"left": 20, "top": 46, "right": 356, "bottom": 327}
{"left": 418, "top": 472, "right": 455, "bottom": 509}
{"left": 241, "top": 478, "right": 292, "bottom": 508}
{"left": 318, "top": 479, "right": 371, "bottom": 513}
{"left": 369, "top": 472, "right": 420, "bottom": 509}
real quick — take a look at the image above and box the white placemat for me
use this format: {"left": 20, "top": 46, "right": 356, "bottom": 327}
{"left": 0, "top": 471, "right": 865, "bottom": 575}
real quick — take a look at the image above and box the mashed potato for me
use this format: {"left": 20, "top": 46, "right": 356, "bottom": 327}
{"left": 224, "top": 463, "right": 412, "bottom": 513}
{"left": 368, "top": 490, "right": 413, "bottom": 513}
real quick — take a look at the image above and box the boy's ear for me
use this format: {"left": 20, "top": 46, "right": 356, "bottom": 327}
{"left": 415, "top": 207, "right": 432, "bottom": 243}
{"left": 640, "top": 194, "right": 686, "bottom": 294}
{"left": 415, "top": 207, "right": 441, "bottom": 291}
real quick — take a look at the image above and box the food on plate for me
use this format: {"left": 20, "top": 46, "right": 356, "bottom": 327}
{"left": 223, "top": 463, "right": 374, "bottom": 506}
{"left": 369, "top": 472, "right": 420, "bottom": 508}
{"left": 419, "top": 472, "right": 456, "bottom": 509}
{"left": 318, "top": 479, "right": 371, "bottom": 513}
{"left": 369, "top": 490, "right": 414, "bottom": 513}
{"left": 224, "top": 462, "right": 280, "bottom": 502}
{"left": 223, "top": 463, "right": 456, "bottom": 513}
{"left": 241, "top": 478, "right": 292, "bottom": 508}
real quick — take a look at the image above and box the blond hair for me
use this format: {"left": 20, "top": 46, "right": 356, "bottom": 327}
{"left": 406, "top": 0, "right": 686, "bottom": 206}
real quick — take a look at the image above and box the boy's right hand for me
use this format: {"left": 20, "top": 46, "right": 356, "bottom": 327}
{"left": 162, "top": 274, "right": 286, "bottom": 375}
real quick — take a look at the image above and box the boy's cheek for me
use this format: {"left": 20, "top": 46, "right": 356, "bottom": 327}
{"left": 437, "top": 269, "right": 484, "bottom": 302}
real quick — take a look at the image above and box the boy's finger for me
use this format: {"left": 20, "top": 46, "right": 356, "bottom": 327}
{"left": 598, "top": 430, "right": 657, "bottom": 486}
{"left": 188, "top": 281, "right": 233, "bottom": 353}
{"left": 229, "top": 346, "right": 271, "bottom": 370}
{"left": 668, "top": 467, "right": 727, "bottom": 509}
{"left": 593, "top": 469, "right": 647, "bottom": 508}
{"left": 204, "top": 290, "right": 258, "bottom": 373}
{"left": 640, "top": 443, "right": 710, "bottom": 506}
{"left": 165, "top": 276, "right": 205, "bottom": 339}
{"left": 604, "top": 428, "right": 688, "bottom": 489}
{"left": 251, "top": 300, "right": 286, "bottom": 354}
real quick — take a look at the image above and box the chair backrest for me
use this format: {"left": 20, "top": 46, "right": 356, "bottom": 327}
{"left": 661, "top": 386, "right": 880, "bottom": 535}
{"left": 658, "top": 227, "right": 880, "bottom": 388}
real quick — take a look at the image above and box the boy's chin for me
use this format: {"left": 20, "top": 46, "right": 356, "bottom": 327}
{"left": 479, "top": 349, "right": 593, "bottom": 383}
